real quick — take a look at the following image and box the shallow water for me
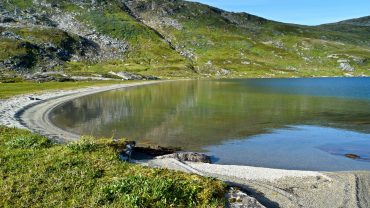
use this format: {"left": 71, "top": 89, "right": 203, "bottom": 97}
{"left": 206, "top": 125, "right": 370, "bottom": 171}
{"left": 50, "top": 78, "right": 370, "bottom": 171}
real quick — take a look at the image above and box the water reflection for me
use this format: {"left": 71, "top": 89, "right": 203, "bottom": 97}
{"left": 50, "top": 78, "right": 370, "bottom": 150}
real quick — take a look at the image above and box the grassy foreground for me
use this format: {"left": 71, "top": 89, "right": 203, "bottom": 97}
{"left": 0, "top": 126, "right": 226, "bottom": 207}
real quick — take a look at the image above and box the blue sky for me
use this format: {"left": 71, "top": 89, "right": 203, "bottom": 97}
{"left": 188, "top": 0, "right": 370, "bottom": 25}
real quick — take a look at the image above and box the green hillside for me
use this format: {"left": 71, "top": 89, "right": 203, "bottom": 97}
{"left": 0, "top": 0, "right": 369, "bottom": 79}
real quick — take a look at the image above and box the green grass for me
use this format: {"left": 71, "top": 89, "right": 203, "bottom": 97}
{"left": 120, "top": 0, "right": 370, "bottom": 77}
{"left": 77, "top": 2, "right": 190, "bottom": 76}
{"left": 0, "top": 126, "right": 226, "bottom": 207}
{"left": 2, "top": 0, "right": 33, "bottom": 10}
{"left": 0, "top": 80, "right": 135, "bottom": 99}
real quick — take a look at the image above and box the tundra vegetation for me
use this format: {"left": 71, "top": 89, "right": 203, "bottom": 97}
{"left": 0, "top": 0, "right": 369, "bottom": 81}
{"left": 0, "top": 126, "right": 226, "bottom": 207}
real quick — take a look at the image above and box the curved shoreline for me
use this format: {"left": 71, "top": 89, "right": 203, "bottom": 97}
{"left": 1, "top": 80, "right": 369, "bottom": 207}
{"left": 0, "top": 80, "right": 328, "bottom": 180}
{"left": 0, "top": 81, "right": 165, "bottom": 142}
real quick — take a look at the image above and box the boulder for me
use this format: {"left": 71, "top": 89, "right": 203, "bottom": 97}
{"left": 135, "top": 146, "right": 180, "bottom": 157}
{"left": 226, "top": 187, "right": 266, "bottom": 208}
{"left": 221, "top": 68, "right": 231, "bottom": 75}
{"left": 156, "top": 152, "right": 211, "bottom": 163}
{"left": 216, "top": 68, "right": 231, "bottom": 77}
{"left": 339, "top": 62, "right": 355, "bottom": 71}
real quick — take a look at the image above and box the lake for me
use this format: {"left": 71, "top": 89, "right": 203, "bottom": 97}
{"left": 50, "top": 78, "right": 370, "bottom": 171}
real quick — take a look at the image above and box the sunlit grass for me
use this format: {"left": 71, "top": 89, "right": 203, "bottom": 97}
{"left": 0, "top": 126, "right": 226, "bottom": 207}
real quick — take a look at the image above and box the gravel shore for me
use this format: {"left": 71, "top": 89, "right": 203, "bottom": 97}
{"left": 145, "top": 158, "right": 370, "bottom": 208}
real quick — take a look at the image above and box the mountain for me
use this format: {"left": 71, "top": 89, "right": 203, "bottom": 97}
{"left": 333, "top": 16, "right": 370, "bottom": 27}
{"left": 317, "top": 16, "right": 370, "bottom": 46}
{"left": 0, "top": 0, "right": 369, "bottom": 80}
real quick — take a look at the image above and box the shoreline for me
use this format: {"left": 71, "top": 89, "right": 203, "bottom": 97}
{"left": 0, "top": 80, "right": 165, "bottom": 142}
{"left": 1, "top": 80, "right": 369, "bottom": 207}
{"left": 142, "top": 158, "right": 370, "bottom": 207}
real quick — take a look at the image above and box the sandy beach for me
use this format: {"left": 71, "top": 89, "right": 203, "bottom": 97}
{"left": 1, "top": 81, "right": 369, "bottom": 208}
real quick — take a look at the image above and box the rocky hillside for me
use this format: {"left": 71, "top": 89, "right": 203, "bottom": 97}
{"left": 0, "top": 0, "right": 369, "bottom": 80}
{"left": 333, "top": 16, "right": 370, "bottom": 27}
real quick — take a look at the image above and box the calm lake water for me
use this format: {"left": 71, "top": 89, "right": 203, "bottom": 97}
{"left": 50, "top": 78, "right": 370, "bottom": 171}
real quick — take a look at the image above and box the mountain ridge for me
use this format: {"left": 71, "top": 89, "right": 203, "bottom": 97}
{"left": 330, "top": 15, "right": 370, "bottom": 26}
{"left": 0, "top": 0, "right": 369, "bottom": 80}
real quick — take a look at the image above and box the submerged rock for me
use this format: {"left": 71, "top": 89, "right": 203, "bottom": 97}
{"left": 156, "top": 152, "right": 211, "bottom": 163}
{"left": 345, "top": 154, "right": 361, "bottom": 159}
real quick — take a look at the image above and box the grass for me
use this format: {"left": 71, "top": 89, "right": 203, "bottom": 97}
{"left": 121, "top": 0, "right": 370, "bottom": 77}
{"left": 0, "top": 126, "right": 226, "bottom": 207}
{"left": 76, "top": 2, "right": 190, "bottom": 76}
{"left": 0, "top": 80, "right": 136, "bottom": 99}
{"left": 2, "top": 0, "right": 33, "bottom": 10}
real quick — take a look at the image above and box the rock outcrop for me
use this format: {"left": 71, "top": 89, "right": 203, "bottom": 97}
{"left": 339, "top": 62, "right": 355, "bottom": 71}
{"left": 156, "top": 152, "right": 212, "bottom": 163}
{"left": 108, "top": 71, "right": 159, "bottom": 80}
{"left": 226, "top": 187, "right": 266, "bottom": 208}
{"left": 0, "top": 1, "right": 127, "bottom": 73}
